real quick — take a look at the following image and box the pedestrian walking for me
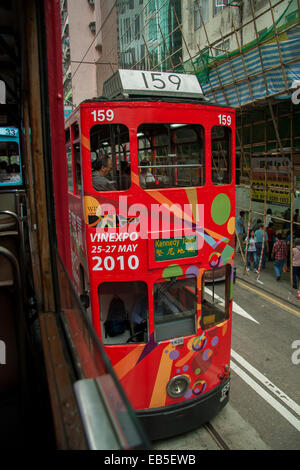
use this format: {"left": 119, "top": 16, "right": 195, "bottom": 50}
{"left": 292, "top": 238, "right": 300, "bottom": 290}
{"left": 255, "top": 224, "right": 268, "bottom": 269}
{"left": 271, "top": 233, "right": 288, "bottom": 281}
{"left": 235, "top": 211, "right": 245, "bottom": 253}
{"left": 266, "top": 223, "right": 275, "bottom": 261}
{"left": 245, "top": 230, "right": 258, "bottom": 271}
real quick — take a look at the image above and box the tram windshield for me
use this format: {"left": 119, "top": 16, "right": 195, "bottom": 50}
{"left": 90, "top": 124, "right": 131, "bottom": 191}
{"left": 153, "top": 276, "right": 197, "bottom": 342}
{"left": 201, "top": 265, "right": 231, "bottom": 329}
{"left": 137, "top": 124, "right": 205, "bottom": 189}
{"left": 99, "top": 280, "right": 148, "bottom": 345}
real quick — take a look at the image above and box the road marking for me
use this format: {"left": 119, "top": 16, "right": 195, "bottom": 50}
{"left": 231, "top": 349, "right": 300, "bottom": 416}
{"left": 205, "top": 287, "right": 259, "bottom": 324}
{"left": 231, "top": 360, "right": 300, "bottom": 432}
{"left": 236, "top": 280, "right": 300, "bottom": 318}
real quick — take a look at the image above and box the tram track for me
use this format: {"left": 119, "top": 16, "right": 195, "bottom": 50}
{"left": 204, "top": 422, "right": 230, "bottom": 450}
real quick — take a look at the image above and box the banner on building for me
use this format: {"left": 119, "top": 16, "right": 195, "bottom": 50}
{"left": 251, "top": 173, "right": 291, "bottom": 205}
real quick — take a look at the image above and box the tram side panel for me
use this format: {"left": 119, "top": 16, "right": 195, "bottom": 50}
{"left": 68, "top": 100, "right": 235, "bottom": 437}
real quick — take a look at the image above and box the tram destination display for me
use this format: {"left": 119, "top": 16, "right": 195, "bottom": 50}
{"left": 103, "top": 69, "right": 204, "bottom": 99}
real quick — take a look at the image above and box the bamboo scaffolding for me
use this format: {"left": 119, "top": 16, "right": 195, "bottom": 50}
{"left": 116, "top": 0, "right": 300, "bottom": 293}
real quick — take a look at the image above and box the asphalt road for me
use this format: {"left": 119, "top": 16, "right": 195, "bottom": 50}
{"left": 153, "top": 280, "right": 300, "bottom": 451}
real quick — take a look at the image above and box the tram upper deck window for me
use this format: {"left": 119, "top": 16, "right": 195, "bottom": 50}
{"left": 90, "top": 124, "right": 131, "bottom": 191}
{"left": 66, "top": 146, "right": 73, "bottom": 193}
{"left": 137, "top": 124, "right": 204, "bottom": 189}
{"left": 201, "top": 265, "right": 231, "bottom": 330}
{"left": 211, "top": 126, "right": 231, "bottom": 185}
{"left": 153, "top": 276, "right": 197, "bottom": 342}
{"left": 98, "top": 280, "right": 148, "bottom": 344}
{"left": 73, "top": 142, "right": 82, "bottom": 195}
{"left": 0, "top": 140, "right": 22, "bottom": 186}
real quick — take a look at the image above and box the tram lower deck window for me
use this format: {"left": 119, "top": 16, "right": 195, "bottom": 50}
{"left": 153, "top": 276, "right": 197, "bottom": 342}
{"left": 137, "top": 123, "right": 205, "bottom": 189}
{"left": 98, "top": 280, "right": 148, "bottom": 344}
{"left": 201, "top": 265, "right": 231, "bottom": 329}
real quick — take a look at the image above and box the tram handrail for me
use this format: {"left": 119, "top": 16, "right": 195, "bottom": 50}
{"left": 0, "top": 209, "right": 28, "bottom": 302}
{"left": 0, "top": 209, "right": 22, "bottom": 222}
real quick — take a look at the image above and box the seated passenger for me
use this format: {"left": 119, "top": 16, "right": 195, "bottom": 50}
{"left": 139, "top": 160, "right": 155, "bottom": 188}
{"left": 92, "top": 156, "right": 116, "bottom": 191}
{"left": 0, "top": 161, "right": 9, "bottom": 182}
{"left": 8, "top": 164, "right": 21, "bottom": 183}
{"left": 120, "top": 160, "right": 130, "bottom": 190}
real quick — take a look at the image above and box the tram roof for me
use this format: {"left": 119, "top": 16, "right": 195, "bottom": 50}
{"left": 82, "top": 95, "right": 233, "bottom": 109}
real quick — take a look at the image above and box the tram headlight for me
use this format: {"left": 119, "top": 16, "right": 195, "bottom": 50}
{"left": 166, "top": 375, "right": 190, "bottom": 398}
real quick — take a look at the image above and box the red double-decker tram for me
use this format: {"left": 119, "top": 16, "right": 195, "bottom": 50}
{"left": 64, "top": 70, "right": 235, "bottom": 439}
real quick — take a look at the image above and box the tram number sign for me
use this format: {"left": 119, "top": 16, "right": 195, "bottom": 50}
{"left": 0, "top": 127, "right": 18, "bottom": 136}
{"left": 117, "top": 69, "right": 203, "bottom": 98}
{"left": 141, "top": 72, "right": 182, "bottom": 90}
{"left": 91, "top": 109, "right": 114, "bottom": 122}
{"left": 218, "top": 114, "right": 231, "bottom": 126}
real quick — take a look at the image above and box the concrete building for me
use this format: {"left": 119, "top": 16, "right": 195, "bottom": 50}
{"left": 117, "top": 0, "right": 182, "bottom": 71}
{"left": 60, "top": 0, "right": 118, "bottom": 108}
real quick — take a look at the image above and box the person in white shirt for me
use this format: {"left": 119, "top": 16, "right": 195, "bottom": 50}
{"left": 245, "top": 230, "right": 258, "bottom": 271}
{"left": 139, "top": 160, "right": 155, "bottom": 188}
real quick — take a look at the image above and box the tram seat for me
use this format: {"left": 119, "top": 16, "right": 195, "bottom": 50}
{"left": 0, "top": 232, "right": 19, "bottom": 286}
{"left": 0, "top": 193, "right": 18, "bottom": 232}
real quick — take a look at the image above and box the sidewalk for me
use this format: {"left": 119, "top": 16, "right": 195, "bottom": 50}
{"left": 234, "top": 252, "right": 300, "bottom": 309}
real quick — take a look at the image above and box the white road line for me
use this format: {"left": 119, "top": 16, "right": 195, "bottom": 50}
{"left": 231, "top": 349, "right": 300, "bottom": 416}
{"left": 230, "top": 360, "right": 300, "bottom": 432}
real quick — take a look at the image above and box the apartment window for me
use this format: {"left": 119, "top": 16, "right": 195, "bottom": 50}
{"left": 129, "top": 0, "right": 134, "bottom": 9}
{"left": 214, "top": 39, "right": 230, "bottom": 57}
{"left": 148, "top": 18, "right": 157, "bottom": 41}
{"left": 213, "top": 0, "right": 230, "bottom": 17}
{"left": 194, "top": 0, "right": 209, "bottom": 30}
{"left": 149, "top": 0, "right": 156, "bottom": 12}
{"left": 135, "top": 15, "right": 140, "bottom": 38}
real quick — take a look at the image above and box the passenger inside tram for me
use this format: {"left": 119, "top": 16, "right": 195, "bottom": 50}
{"left": 90, "top": 124, "right": 131, "bottom": 191}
